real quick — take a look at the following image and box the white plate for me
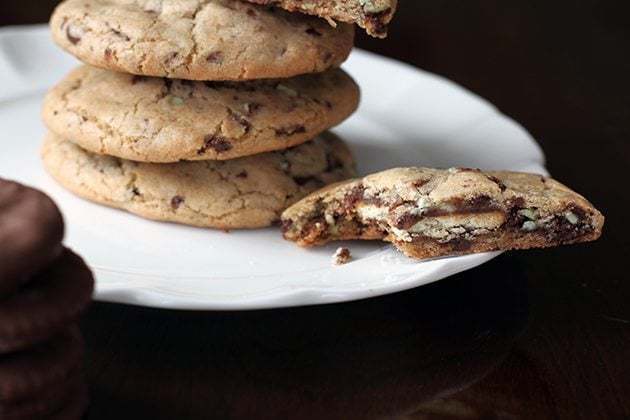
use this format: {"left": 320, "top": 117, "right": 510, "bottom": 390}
{"left": 0, "top": 25, "right": 547, "bottom": 310}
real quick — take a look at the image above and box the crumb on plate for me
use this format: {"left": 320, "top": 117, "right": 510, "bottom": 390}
{"left": 333, "top": 247, "right": 352, "bottom": 265}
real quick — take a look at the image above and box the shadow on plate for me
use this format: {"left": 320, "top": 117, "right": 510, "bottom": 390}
{"left": 82, "top": 256, "right": 528, "bottom": 420}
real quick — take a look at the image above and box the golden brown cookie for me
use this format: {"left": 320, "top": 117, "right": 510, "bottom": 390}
{"left": 281, "top": 167, "right": 605, "bottom": 259}
{"left": 42, "top": 132, "right": 356, "bottom": 230}
{"left": 42, "top": 65, "right": 360, "bottom": 162}
{"left": 50, "top": 0, "right": 355, "bottom": 81}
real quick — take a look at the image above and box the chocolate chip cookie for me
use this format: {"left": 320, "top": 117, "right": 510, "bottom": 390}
{"left": 43, "top": 65, "right": 360, "bottom": 163}
{"left": 245, "top": 0, "right": 397, "bottom": 38}
{"left": 42, "top": 132, "right": 356, "bottom": 229}
{"left": 50, "top": 0, "right": 355, "bottom": 81}
{"left": 281, "top": 167, "right": 605, "bottom": 259}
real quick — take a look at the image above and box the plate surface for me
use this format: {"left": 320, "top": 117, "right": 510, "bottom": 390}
{"left": 0, "top": 25, "right": 547, "bottom": 310}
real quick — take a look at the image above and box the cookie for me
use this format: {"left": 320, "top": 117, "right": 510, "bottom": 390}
{"left": 0, "top": 179, "right": 64, "bottom": 298}
{"left": 246, "top": 0, "right": 398, "bottom": 38}
{"left": 0, "top": 369, "right": 85, "bottom": 420}
{"left": 50, "top": 0, "right": 355, "bottom": 81}
{"left": 0, "top": 250, "right": 94, "bottom": 354}
{"left": 42, "top": 65, "right": 360, "bottom": 163}
{"left": 281, "top": 167, "right": 605, "bottom": 259}
{"left": 48, "top": 381, "right": 89, "bottom": 420}
{"left": 42, "top": 132, "right": 356, "bottom": 230}
{"left": 0, "top": 327, "right": 83, "bottom": 407}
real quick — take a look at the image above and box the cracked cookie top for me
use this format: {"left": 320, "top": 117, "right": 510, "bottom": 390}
{"left": 42, "top": 65, "right": 360, "bottom": 163}
{"left": 281, "top": 167, "right": 604, "bottom": 259}
{"left": 50, "top": 0, "right": 355, "bottom": 81}
{"left": 41, "top": 131, "right": 356, "bottom": 230}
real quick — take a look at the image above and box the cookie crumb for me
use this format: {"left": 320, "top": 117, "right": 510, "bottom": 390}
{"left": 332, "top": 247, "right": 352, "bottom": 266}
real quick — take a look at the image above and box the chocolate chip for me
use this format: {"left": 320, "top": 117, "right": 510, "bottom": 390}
{"left": 505, "top": 197, "right": 528, "bottom": 228}
{"left": 487, "top": 175, "right": 507, "bottom": 192}
{"left": 281, "top": 219, "right": 294, "bottom": 234}
{"left": 275, "top": 125, "right": 306, "bottom": 136}
{"left": 246, "top": 9, "right": 257, "bottom": 17}
{"left": 198, "top": 135, "right": 233, "bottom": 155}
{"left": 423, "top": 195, "right": 498, "bottom": 218}
{"left": 236, "top": 170, "right": 248, "bottom": 179}
{"left": 326, "top": 154, "right": 344, "bottom": 172}
{"left": 111, "top": 28, "right": 130, "bottom": 41}
{"left": 171, "top": 195, "right": 185, "bottom": 210}
{"left": 411, "top": 179, "right": 428, "bottom": 188}
{"left": 206, "top": 51, "right": 224, "bottom": 63}
{"left": 467, "top": 195, "right": 494, "bottom": 211}
{"left": 343, "top": 185, "right": 365, "bottom": 211}
{"left": 364, "top": 8, "right": 392, "bottom": 36}
{"left": 306, "top": 27, "right": 322, "bottom": 37}
{"left": 449, "top": 238, "right": 472, "bottom": 252}
{"left": 104, "top": 48, "right": 113, "bottom": 61}
{"left": 544, "top": 207, "right": 590, "bottom": 243}
{"left": 395, "top": 212, "right": 421, "bottom": 230}
{"left": 568, "top": 205, "right": 586, "bottom": 220}
{"left": 131, "top": 187, "right": 141, "bottom": 196}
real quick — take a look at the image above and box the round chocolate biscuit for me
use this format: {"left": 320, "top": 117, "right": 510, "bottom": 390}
{"left": 0, "top": 328, "right": 84, "bottom": 406}
{"left": 48, "top": 381, "right": 89, "bottom": 420}
{"left": 50, "top": 0, "right": 355, "bottom": 81}
{"left": 0, "top": 179, "right": 65, "bottom": 298}
{"left": 0, "top": 251, "right": 94, "bottom": 354}
{"left": 42, "top": 65, "right": 360, "bottom": 163}
{"left": 0, "top": 368, "right": 85, "bottom": 420}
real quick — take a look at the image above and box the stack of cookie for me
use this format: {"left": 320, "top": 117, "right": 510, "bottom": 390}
{"left": 0, "top": 179, "right": 94, "bottom": 419}
{"left": 41, "top": 0, "right": 396, "bottom": 230}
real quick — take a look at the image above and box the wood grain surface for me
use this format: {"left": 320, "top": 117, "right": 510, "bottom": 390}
{"left": 2, "top": 1, "right": 629, "bottom": 419}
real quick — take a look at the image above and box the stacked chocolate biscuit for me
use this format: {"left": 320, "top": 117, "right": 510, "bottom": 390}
{"left": 42, "top": 0, "right": 396, "bottom": 230}
{"left": 0, "top": 179, "right": 93, "bottom": 418}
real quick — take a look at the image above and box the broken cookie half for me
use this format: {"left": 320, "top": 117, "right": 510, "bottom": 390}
{"left": 246, "top": 0, "right": 398, "bottom": 38}
{"left": 281, "top": 167, "right": 605, "bottom": 260}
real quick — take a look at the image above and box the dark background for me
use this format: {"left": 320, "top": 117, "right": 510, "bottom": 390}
{"left": 2, "top": 1, "right": 629, "bottom": 418}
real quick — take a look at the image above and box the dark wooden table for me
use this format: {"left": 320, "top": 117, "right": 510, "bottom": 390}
{"left": 3, "top": 1, "right": 629, "bottom": 418}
